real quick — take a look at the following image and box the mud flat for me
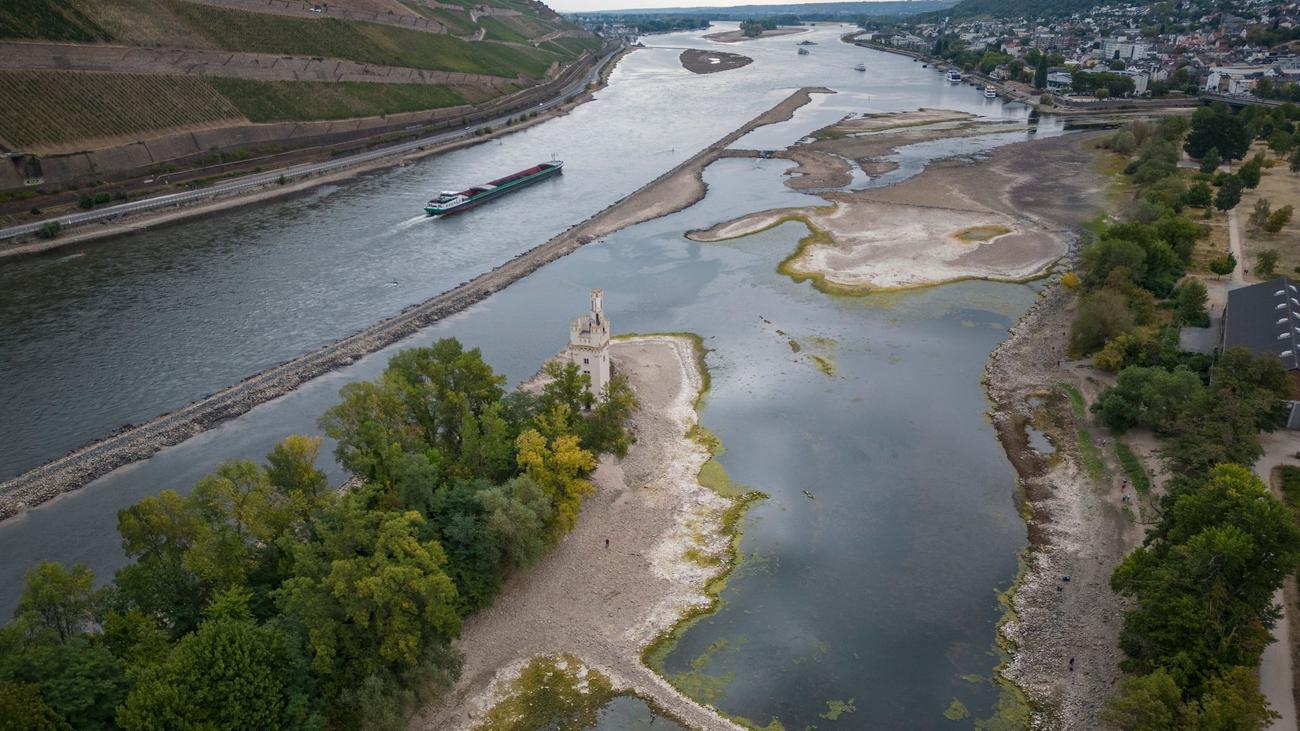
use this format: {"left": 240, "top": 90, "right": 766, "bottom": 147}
{"left": 0, "top": 87, "right": 829, "bottom": 522}
{"left": 689, "top": 130, "right": 1107, "bottom": 292}
{"left": 680, "top": 49, "right": 752, "bottom": 74}
{"left": 410, "top": 337, "right": 744, "bottom": 731}
{"left": 703, "top": 26, "right": 807, "bottom": 43}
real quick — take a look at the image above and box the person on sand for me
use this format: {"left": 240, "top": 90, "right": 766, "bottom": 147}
{"left": 605, "top": 538, "right": 610, "bottom": 549}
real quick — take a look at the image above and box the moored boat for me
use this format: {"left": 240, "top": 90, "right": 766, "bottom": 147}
{"left": 946, "top": 69, "right": 962, "bottom": 82}
{"left": 854, "top": 63, "right": 866, "bottom": 71}
{"left": 426, "top": 161, "right": 563, "bottom": 216}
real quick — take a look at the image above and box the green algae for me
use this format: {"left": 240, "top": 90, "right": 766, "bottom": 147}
{"left": 477, "top": 654, "right": 618, "bottom": 731}
{"left": 944, "top": 698, "right": 971, "bottom": 721}
{"left": 953, "top": 224, "right": 1012, "bottom": 243}
{"left": 960, "top": 673, "right": 986, "bottom": 684}
{"left": 809, "top": 354, "right": 836, "bottom": 377}
{"left": 788, "top": 338, "right": 802, "bottom": 352}
{"left": 818, "top": 698, "right": 857, "bottom": 720}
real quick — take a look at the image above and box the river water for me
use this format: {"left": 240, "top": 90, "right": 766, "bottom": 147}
{"left": 2, "top": 23, "right": 1055, "bottom": 728}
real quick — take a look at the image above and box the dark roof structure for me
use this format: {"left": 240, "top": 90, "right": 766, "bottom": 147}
{"left": 1223, "top": 277, "right": 1300, "bottom": 371}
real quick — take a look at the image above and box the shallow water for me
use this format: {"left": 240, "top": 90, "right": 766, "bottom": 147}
{"left": 1, "top": 22, "right": 1046, "bottom": 729}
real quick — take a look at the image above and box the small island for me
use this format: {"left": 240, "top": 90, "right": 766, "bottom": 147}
{"left": 679, "top": 49, "right": 753, "bottom": 74}
{"left": 703, "top": 24, "right": 807, "bottom": 43}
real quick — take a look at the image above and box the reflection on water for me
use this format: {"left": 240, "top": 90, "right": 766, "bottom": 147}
{"left": 1, "top": 21, "right": 1049, "bottom": 731}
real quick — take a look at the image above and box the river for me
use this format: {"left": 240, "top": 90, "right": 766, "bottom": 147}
{"left": 2, "top": 23, "right": 1053, "bottom": 728}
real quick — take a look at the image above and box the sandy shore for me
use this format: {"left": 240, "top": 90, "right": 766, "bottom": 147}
{"left": 411, "top": 337, "right": 743, "bottom": 730}
{"left": 689, "top": 130, "right": 1104, "bottom": 292}
{"left": 680, "top": 49, "right": 752, "bottom": 74}
{"left": 703, "top": 26, "right": 807, "bottom": 43}
{"left": 0, "top": 86, "right": 828, "bottom": 523}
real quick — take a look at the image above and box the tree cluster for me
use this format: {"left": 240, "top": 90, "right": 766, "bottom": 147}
{"left": 0, "top": 338, "right": 639, "bottom": 730}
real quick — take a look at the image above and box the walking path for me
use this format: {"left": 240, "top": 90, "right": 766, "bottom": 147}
{"left": 1257, "top": 430, "right": 1300, "bottom": 730}
{"left": 410, "top": 337, "right": 742, "bottom": 730}
{"left": 1229, "top": 206, "right": 1246, "bottom": 284}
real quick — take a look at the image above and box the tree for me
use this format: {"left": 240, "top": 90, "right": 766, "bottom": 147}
{"left": 265, "top": 434, "right": 329, "bottom": 499}
{"left": 0, "top": 681, "right": 67, "bottom": 731}
{"left": 1198, "top": 146, "right": 1222, "bottom": 174}
{"left": 1069, "top": 289, "right": 1136, "bottom": 356}
{"left": 1034, "top": 52, "right": 1047, "bottom": 89}
{"left": 1092, "top": 366, "right": 1204, "bottom": 434}
{"left": 276, "top": 505, "right": 460, "bottom": 702}
{"left": 1248, "top": 199, "right": 1272, "bottom": 232}
{"left": 1214, "top": 175, "right": 1243, "bottom": 211}
{"left": 581, "top": 374, "right": 639, "bottom": 458}
{"left": 1102, "top": 669, "right": 1186, "bottom": 730}
{"left": 516, "top": 428, "right": 596, "bottom": 539}
{"left": 1185, "top": 105, "right": 1251, "bottom": 162}
{"left": 0, "top": 639, "right": 127, "bottom": 731}
{"left": 118, "top": 589, "right": 321, "bottom": 731}
{"left": 478, "top": 476, "right": 552, "bottom": 568}
{"left": 1208, "top": 252, "right": 1237, "bottom": 278}
{"left": 1185, "top": 181, "right": 1213, "bottom": 208}
{"left": 13, "top": 563, "right": 99, "bottom": 644}
{"left": 1265, "top": 205, "right": 1293, "bottom": 233}
{"left": 1238, "top": 155, "right": 1263, "bottom": 189}
{"left": 1175, "top": 279, "right": 1209, "bottom": 325}
{"left": 1291, "top": 147, "right": 1300, "bottom": 173}
{"left": 1256, "top": 249, "right": 1279, "bottom": 277}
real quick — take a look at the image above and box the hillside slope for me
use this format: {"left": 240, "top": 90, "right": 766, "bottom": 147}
{"left": 940, "top": 0, "right": 1105, "bottom": 18}
{"left": 0, "top": 0, "right": 601, "bottom": 160}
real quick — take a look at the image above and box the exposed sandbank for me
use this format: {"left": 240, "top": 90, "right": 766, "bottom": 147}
{"left": 679, "top": 49, "right": 752, "bottom": 74}
{"left": 703, "top": 26, "right": 807, "bottom": 43}
{"left": 0, "top": 87, "right": 829, "bottom": 523}
{"left": 411, "top": 337, "right": 744, "bottom": 731}
{"left": 689, "top": 130, "right": 1107, "bottom": 292}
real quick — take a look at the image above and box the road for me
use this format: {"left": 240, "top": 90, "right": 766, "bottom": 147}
{"left": 0, "top": 48, "right": 618, "bottom": 243}
{"left": 1257, "top": 430, "right": 1300, "bottom": 730}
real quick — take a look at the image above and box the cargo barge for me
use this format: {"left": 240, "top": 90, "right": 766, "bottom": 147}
{"left": 426, "top": 161, "right": 563, "bottom": 216}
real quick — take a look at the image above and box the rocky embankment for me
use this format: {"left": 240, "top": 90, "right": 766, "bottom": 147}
{"left": 0, "top": 86, "right": 829, "bottom": 522}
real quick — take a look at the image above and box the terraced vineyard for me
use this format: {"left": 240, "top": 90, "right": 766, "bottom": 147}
{"left": 0, "top": 70, "right": 243, "bottom": 150}
{"left": 209, "top": 78, "right": 467, "bottom": 122}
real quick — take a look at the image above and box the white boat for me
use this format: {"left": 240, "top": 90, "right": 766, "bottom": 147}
{"left": 984, "top": 85, "right": 998, "bottom": 98}
{"left": 854, "top": 63, "right": 866, "bottom": 72}
{"left": 946, "top": 69, "right": 962, "bottom": 82}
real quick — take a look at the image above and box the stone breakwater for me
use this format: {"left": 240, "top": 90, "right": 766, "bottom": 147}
{"left": 0, "top": 87, "right": 829, "bottom": 522}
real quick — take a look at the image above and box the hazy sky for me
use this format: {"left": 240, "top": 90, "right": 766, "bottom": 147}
{"left": 551, "top": 0, "right": 872, "bottom": 13}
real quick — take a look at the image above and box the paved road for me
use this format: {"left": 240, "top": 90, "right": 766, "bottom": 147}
{"left": 1257, "top": 430, "right": 1299, "bottom": 730}
{"left": 0, "top": 49, "right": 617, "bottom": 243}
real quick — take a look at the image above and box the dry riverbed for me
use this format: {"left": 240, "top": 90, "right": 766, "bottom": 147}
{"left": 690, "top": 122, "right": 1104, "bottom": 292}
{"left": 411, "top": 337, "right": 745, "bottom": 731}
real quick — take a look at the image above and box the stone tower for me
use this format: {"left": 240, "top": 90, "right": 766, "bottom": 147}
{"left": 566, "top": 288, "right": 610, "bottom": 396}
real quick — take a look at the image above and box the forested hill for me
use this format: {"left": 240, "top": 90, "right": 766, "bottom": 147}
{"left": 0, "top": 0, "right": 602, "bottom": 159}
{"left": 939, "top": 0, "right": 1105, "bottom": 18}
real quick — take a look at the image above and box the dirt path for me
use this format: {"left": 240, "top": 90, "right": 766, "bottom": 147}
{"left": 1229, "top": 206, "right": 1247, "bottom": 283}
{"left": 1258, "top": 430, "right": 1300, "bottom": 729}
{"left": 410, "top": 337, "right": 742, "bottom": 730}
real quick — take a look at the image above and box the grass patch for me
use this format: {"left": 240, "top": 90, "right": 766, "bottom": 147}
{"left": 1076, "top": 427, "right": 1106, "bottom": 483}
{"left": 1113, "top": 441, "right": 1151, "bottom": 494}
{"left": 209, "top": 78, "right": 465, "bottom": 122}
{"left": 954, "top": 224, "right": 1011, "bottom": 243}
{"left": 0, "top": 0, "right": 110, "bottom": 41}
{"left": 478, "top": 15, "right": 529, "bottom": 43}
{"left": 1278, "top": 465, "right": 1300, "bottom": 510}
{"left": 1058, "top": 383, "right": 1086, "bottom": 419}
{"left": 0, "top": 70, "right": 241, "bottom": 149}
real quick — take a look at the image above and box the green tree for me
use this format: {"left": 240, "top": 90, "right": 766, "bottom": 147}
{"left": 1034, "top": 52, "right": 1047, "bottom": 89}
{"left": 478, "top": 476, "right": 552, "bottom": 568}
{"left": 1102, "top": 669, "right": 1186, "bottom": 730}
{"left": 1208, "top": 252, "right": 1237, "bottom": 278}
{"left": 0, "top": 639, "right": 127, "bottom": 731}
{"left": 1214, "top": 175, "right": 1243, "bottom": 211}
{"left": 0, "top": 681, "right": 67, "bottom": 731}
{"left": 1069, "top": 289, "right": 1136, "bottom": 356}
{"left": 1092, "top": 366, "right": 1205, "bottom": 434}
{"left": 1248, "top": 199, "right": 1272, "bottom": 232}
{"left": 266, "top": 434, "right": 329, "bottom": 499}
{"left": 1256, "top": 249, "right": 1279, "bottom": 277}
{"left": 1185, "top": 181, "right": 1213, "bottom": 208}
{"left": 516, "top": 428, "right": 596, "bottom": 539}
{"left": 580, "top": 373, "right": 639, "bottom": 458}
{"left": 1185, "top": 105, "right": 1251, "bottom": 162}
{"left": 1175, "top": 279, "right": 1209, "bottom": 325}
{"left": 276, "top": 505, "right": 460, "bottom": 702}
{"left": 12, "top": 563, "right": 99, "bottom": 644}
{"left": 117, "top": 589, "right": 321, "bottom": 731}
{"left": 1238, "top": 155, "right": 1263, "bottom": 189}
{"left": 1198, "top": 146, "right": 1222, "bottom": 173}
{"left": 1265, "top": 205, "right": 1293, "bottom": 233}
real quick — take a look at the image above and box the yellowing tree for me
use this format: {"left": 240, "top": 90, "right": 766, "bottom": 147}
{"left": 516, "top": 429, "right": 596, "bottom": 539}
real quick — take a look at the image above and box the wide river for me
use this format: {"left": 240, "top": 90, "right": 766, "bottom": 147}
{"left": 1, "top": 23, "right": 1058, "bottom": 728}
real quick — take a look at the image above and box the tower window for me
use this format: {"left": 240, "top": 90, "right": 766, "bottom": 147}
{"left": 583, "top": 358, "right": 589, "bottom": 364}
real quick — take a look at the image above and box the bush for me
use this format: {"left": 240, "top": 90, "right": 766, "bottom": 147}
{"left": 1265, "top": 205, "right": 1293, "bottom": 233}
{"left": 77, "top": 194, "right": 94, "bottom": 210}
{"left": 1256, "top": 249, "right": 1279, "bottom": 277}
{"left": 1061, "top": 271, "right": 1081, "bottom": 289}
{"left": 34, "top": 221, "right": 61, "bottom": 240}
{"left": 1214, "top": 175, "right": 1242, "bottom": 211}
{"left": 1174, "top": 279, "right": 1209, "bottom": 326}
{"left": 1070, "top": 289, "right": 1136, "bottom": 356}
{"left": 1184, "top": 181, "right": 1213, "bottom": 208}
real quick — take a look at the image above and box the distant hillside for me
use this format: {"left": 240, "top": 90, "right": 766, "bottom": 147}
{"left": 580, "top": 1, "right": 957, "bottom": 20}
{"left": 940, "top": 0, "right": 1105, "bottom": 18}
{"left": 0, "top": 0, "right": 603, "bottom": 182}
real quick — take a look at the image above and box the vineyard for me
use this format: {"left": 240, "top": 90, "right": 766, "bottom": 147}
{"left": 209, "top": 78, "right": 466, "bottom": 122}
{"left": 0, "top": 71, "right": 243, "bottom": 151}
{"left": 0, "top": 0, "right": 110, "bottom": 42}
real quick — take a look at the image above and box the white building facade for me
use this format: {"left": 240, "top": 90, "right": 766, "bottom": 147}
{"left": 566, "top": 289, "right": 611, "bottom": 397}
